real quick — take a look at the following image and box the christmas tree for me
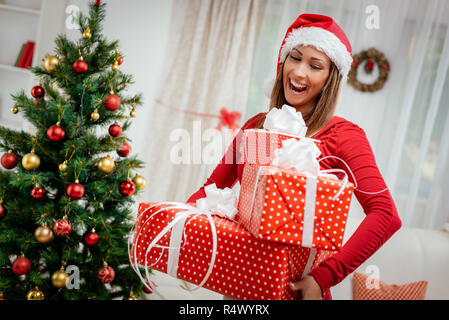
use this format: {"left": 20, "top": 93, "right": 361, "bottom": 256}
{"left": 0, "top": 0, "right": 148, "bottom": 300}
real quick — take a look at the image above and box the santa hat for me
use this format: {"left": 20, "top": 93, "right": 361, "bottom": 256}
{"left": 265, "top": 14, "right": 352, "bottom": 98}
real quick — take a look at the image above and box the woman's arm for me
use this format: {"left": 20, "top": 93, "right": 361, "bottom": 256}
{"left": 186, "top": 113, "right": 264, "bottom": 203}
{"left": 308, "top": 124, "right": 402, "bottom": 294}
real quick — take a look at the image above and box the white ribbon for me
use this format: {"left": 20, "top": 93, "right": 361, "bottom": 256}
{"left": 128, "top": 202, "right": 219, "bottom": 298}
{"left": 263, "top": 104, "right": 308, "bottom": 137}
{"left": 196, "top": 183, "right": 238, "bottom": 220}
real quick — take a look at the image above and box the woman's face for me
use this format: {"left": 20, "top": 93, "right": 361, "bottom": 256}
{"left": 282, "top": 45, "right": 331, "bottom": 113}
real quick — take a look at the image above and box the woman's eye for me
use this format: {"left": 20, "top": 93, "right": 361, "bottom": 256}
{"left": 290, "top": 56, "right": 322, "bottom": 70}
{"left": 311, "top": 65, "right": 322, "bottom": 70}
{"left": 290, "top": 55, "right": 301, "bottom": 61}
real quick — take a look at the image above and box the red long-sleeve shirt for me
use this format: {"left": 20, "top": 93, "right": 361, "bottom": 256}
{"left": 187, "top": 112, "right": 402, "bottom": 300}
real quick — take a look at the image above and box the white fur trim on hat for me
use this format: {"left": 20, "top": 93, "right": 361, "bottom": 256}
{"left": 279, "top": 26, "right": 353, "bottom": 80}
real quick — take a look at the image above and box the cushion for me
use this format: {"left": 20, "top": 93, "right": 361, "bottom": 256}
{"left": 352, "top": 272, "right": 428, "bottom": 300}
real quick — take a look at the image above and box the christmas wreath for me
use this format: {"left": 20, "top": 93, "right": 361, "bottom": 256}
{"left": 348, "top": 48, "right": 390, "bottom": 92}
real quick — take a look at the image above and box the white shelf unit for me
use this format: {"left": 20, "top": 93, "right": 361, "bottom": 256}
{"left": 0, "top": 0, "right": 45, "bottom": 130}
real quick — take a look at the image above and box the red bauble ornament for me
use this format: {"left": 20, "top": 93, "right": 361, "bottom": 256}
{"left": 31, "top": 186, "right": 45, "bottom": 199}
{"left": 73, "top": 60, "right": 88, "bottom": 73}
{"left": 66, "top": 182, "right": 85, "bottom": 199}
{"left": 98, "top": 263, "right": 115, "bottom": 283}
{"left": 96, "top": 0, "right": 101, "bottom": 5}
{"left": 84, "top": 231, "right": 99, "bottom": 246}
{"left": 120, "top": 180, "right": 135, "bottom": 197}
{"left": 104, "top": 94, "right": 121, "bottom": 111}
{"left": 47, "top": 124, "right": 65, "bottom": 141}
{"left": 0, "top": 203, "right": 6, "bottom": 220}
{"left": 12, "top": 256, "right": 31, "bottom": 275}
{"left": 117, "top": 55, "right": 123, "bottom": 65}
{"left": 117, "top": 142, "right": 131, "bottom": 157}
{"left": 31, "top": 86, "right": 45, "bottom": 98}
{"left": 1, "top": 151, "right": 18, "bottom": 169}
{"left": 53, "top": 218, "right": 72, "bottom": 237}
{"left": 108, "top": 123, "right": 122, "bottom": 137}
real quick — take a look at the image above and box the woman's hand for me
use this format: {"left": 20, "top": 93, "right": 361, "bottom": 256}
{"left": 289, "top": 275, "right": 323, "bottom": 300}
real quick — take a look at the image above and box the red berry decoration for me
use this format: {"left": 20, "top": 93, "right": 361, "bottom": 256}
{"left": 12, "top": 256, "right": 31, "bottom": 275}
{"left": 47, "top": 124, "right": 65, "bottom": 141}
{"left": 66, "top": 182, "right": 85, "bottom": 199}
{"left": 104, "top": 94, "right": 121, "bottom": 111}
{"left": 84, "top": 231, "right": 99, "bottom": 246}
{"left": 73, "top": 59, "right": 88, "bottom": 73}
{"left": 53, "top": 217, "right": 72, "bottom": 237}
{"left": 98, "top": 262, "right": 115, "bottom": 283}
{"left": 108, "top": 122, "right": 122, "bottom": 137}
{"left": 120, "top": 180, "right": 135, "bottom": 197}
{"left": 117, "top": 55, "right": 123, "bottom": 65}
{"left": 0, "top": 203, "right": 6, "bottom": 220}
{"left": 31, "top": 85, "right": 45, "bottom": 98}
{"left": 117, "top": 142, "right": 131, "bottom": 157}
{"left": 1, "top": 150, "right": 18, "bottom": 169}
{"left": 31, "top": 186, "right": 45, "bottom": 199}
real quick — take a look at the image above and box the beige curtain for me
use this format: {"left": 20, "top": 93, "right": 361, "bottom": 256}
{"left": 140, "top": 0, "right": 265, "bottom": 203}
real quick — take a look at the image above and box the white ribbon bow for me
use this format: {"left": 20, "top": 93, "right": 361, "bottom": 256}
{"left": 263, "top": 104, "right": 308, "bottom": 137}
{"left": 272, "top": 138, "right": 322, "bottom": 177}
{"left": 196, "top": 183, "right": 238, "bottom": 220}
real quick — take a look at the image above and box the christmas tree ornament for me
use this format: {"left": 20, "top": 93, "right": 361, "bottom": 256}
{"left": 66, "top": 180, "right": 84, "bottom": 199}
{"left": 104, "top": 91, "right": 121, "bottom": 111}
{"left": 43, "top": 55, "right": 60, "bottom": 73}
{"left": 53, "top": 216, "right": 72, "bottom": 237}
{"left": 84, "top": 229, "right": 99, "bottom": 246}
{"left": 26, "top": 287, "right": 44, "bottom": 300}
{"left": 59, "top": 160, "right": 68, "bottom": 172}
{"left": 98, "top": 262, "right": 115, "bottom": 283}
{"left": 1, "top": 150, "right": 18, "bottom": 169}
{"left": 34, "top": 224, "right": 53, "bottom": 244}
{"left": 108, "top": 122, "right": 122, "bottom": 137}
{"left": 132, "top": 174, "right": 146, "bottom": 190}
{"left": 22, "top": 150, "right": 40, "bottom": 170}
{"left": 47, "top": 123, "right": 65, "bottom": 141}
{"left": 31, "top": 85, "right": 45, "bottom": 98}
{"left": 112, "top": 60, "right": 119, "bottom": 72}
{"left": 117, "top": 55, "right": 123, "bottom": 65}
{"left": 82, "top": 27, "right": 92, "bottom": 40}
{"left": 98, "top": 155, "right": 115, "bottom": 174}
{"left": 117, "top": 142, "right": 131, "bottom": 157}
{"left": 0, "top": 202, "right": 6, "bottom": 220}
{"left": 120, "top": 179, "right": 135, "bottom": 197}
{"left": 31, "top": 185, "right": 45, "bottom": 199}
{"left": 130, "top": 108, "right": 137, "bottom": 118}
{"left": 96, "top": 0, "right": 101, "bottom": 6}
{"left": 51, "top": 267, "right": 69, "bottom": 288}
{"left": 124, "top": 290, "right": 137, "bottom": 300}
{"left": 73, "top": 52, "right": 88, "bottom": 73}
{"left": 91, "top": 108, "right": 100, "bottom": 121}
{"left": 12, "top": 255, "right": 31, "bottom": 275}
{"left": 11, "top": 105, "right": 19, "bottom": 114}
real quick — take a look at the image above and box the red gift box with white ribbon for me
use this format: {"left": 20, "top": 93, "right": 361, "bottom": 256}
{"left": 130, "top": 202, "right": 335, "bottom": 300}
{"left": 236, "top": 164, "right": 354, "bottom": 251}
{"left": 242, "top": 129, "right": 321, "bottom": 166}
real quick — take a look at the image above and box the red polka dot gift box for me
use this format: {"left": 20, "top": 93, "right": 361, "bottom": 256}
{"left": 130, "top": 202, "right": 335, "bottom": 300}
{"left": 242, "top": 129, "right": 320, "bottom": 166}
{"left": 236, "top": 164, "right": 354, "bottom": 252}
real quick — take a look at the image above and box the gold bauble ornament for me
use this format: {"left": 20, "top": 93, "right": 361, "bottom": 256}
{"left": 34, "top": 225, "right": 53, "bottom": 244}
{"left": 98, "top": 155, "right": 115, "bottom": 174}
{"left": 130, "top": 108, "right": 137, "bottom": 118}
{"left": 125, "top": 293, "right": 137, "bottom": 300}
{"left": 82, "top": 27, "right": 92, "bottom": 39}
{"left": 43, "top": 55, "right": 60, "bottom": 73}
{"left": 51, "top": 268, "right": 68, "bottom": 288}
{"left": 27, "top": 287, "right": 44, "bottom": 300}
{"left": 11, "top": 106, "right": 18, "bottom": 114}
{"left": 132, "top": 174, "right": 146, "bottom": 190}
{"left": 22, "top": 151, "right": 40, "bottom": 170}
{"left": 91, "top": 108, "right": 100, "bottom": 121}
{"left": 59, "top": 161, "right": 68, "bottom": 172}
{"left": 112, "top": 61, "right": 119, "bottom": 72}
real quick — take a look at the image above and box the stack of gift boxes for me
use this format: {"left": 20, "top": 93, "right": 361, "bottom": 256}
{"left": 130, "top": 105, "right": 354, "bottom": 300}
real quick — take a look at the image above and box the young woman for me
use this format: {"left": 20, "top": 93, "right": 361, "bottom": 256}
{"left": 187, "top": 14, "right": 401, "bottom": 300}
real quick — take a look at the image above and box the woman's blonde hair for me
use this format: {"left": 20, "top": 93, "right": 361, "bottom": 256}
{"left": 255, "top": 55, "right": 343, "bottom": 137}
